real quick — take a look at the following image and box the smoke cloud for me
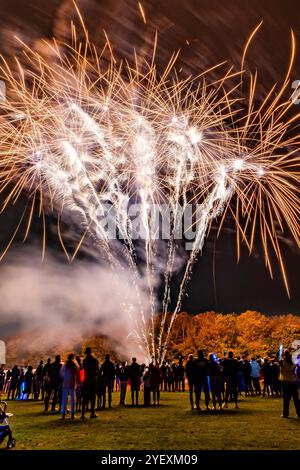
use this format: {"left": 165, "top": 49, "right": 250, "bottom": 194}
{"left": 0, "top": 249, "right": 152, "bottom": 362}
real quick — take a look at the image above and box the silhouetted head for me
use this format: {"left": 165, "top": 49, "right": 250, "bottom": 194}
{"left": 85, "top": 347, "right": 92, "bottom": 356}
{"left": 189, "top": 354, "right": 194, "bottom": 361}
{"left": 198, "top": 350, "right": 205, "bottom": 360}
{"left": 209, "top": 354, "right": 215, "bottom": 362}
{"left": 132, "top": 357, "right": 136, "bottom": 363}
{"left": 67, "top": 353, "right": 75, "bottom": 361}
{"left": 121, "top": 361, "right": 126, "bottom": 367}
{"left": 105, "top": 354, "right": 110, "bottom": 361}
{"left": 228, "top": 351, "right": 234, "bottom": 359}
{"left": 39, "top": 360, "right": 43, "bottom": 365}
{"left": 283, "top": 349, "right": 293, "bottom": 364}
{"left": 47, "top": 358, "right": 51, "bottom": 364}
{"left": 264, "top": 358, "right": 269, "bottom": 364}
{"left": 55, "top": 355, "right": 61, "bottom": 363}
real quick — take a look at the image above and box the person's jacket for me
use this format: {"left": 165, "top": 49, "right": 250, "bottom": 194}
{"left": 100, "top": 360, "right": 115, "bottom": 380}
{"left": 279, "top": 360, "right": 296, "bottom": 383}
{"left": 250, "top": 361, "right": 260, "bottom": 378}
{"left": 208, "top": 360, "right": 223, "bottom": 379}
{"left": 35, "top": 365, "right": 44, "bottom": 381}
{"left": 50, "top": 361, "right": 62, "bottom": 386}
{"left": 262, "top": 362, "right": 271, "bottom": 379}
{"left": 149, "top": 364, "right": 161, "bottom": 387}
{"left": 128, "top": 363, "right": 141, "bottom": 382}
{"left": 194, "top": 358, "right": 209, "bottom": 383}
{"left": 223, "top": 358, "right": 239, "bottom": 381}
{"left": 83, "top": 355, "right": 99, "bottom": 384}
{"left": 61, "top": 361, "right": 80, "bottom": 389}
{"left": 118, "top": 366, "right": 129, "bottom": 382}
{"left": 185, "top": 359, "right": 195, "bottom": 381}
{"left": 242, "top": 360, "right": 251, "bottom": 377}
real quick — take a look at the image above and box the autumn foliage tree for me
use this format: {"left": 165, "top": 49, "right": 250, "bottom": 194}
{"left": 5, "top": 311, "right": 300, "bottom": 366}
{"left": 164, "top": 311, "right": 300, "bottom": 360}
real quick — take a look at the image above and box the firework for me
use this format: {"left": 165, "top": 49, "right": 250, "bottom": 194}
{"left": 0, "top": 14, "right": 299, "bottom": 363}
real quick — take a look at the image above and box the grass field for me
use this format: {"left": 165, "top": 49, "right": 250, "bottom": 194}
{"left": 1, "top": 392, "right": 299, "bottom": 450}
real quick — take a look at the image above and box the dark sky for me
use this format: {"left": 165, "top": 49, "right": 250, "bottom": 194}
{"left": 0, "top": 0, "right": 299, "bottom": 324}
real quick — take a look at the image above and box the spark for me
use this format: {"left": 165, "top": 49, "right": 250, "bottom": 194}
{"left": 233, "top": 158, "right": 244, "bottom": 171}
{"left": 138, "top": 2, "right": 147, "bottom": 25}
{"left": 257, "top": 167, "right": 265, "bottom": 178}
{"left": 187, "top": 127, "right": 203, "bottom": 145}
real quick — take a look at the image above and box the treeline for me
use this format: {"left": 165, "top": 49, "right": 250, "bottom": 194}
{"left": 163, "top": 310, "right": 300, "bottom": 359}
{"left": 5, "top": 310, "right": 300, "bottom": 365}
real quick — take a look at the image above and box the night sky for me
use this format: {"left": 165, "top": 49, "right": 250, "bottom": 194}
{"left": 0, "top": 0, "right": 299, "bottom": 333}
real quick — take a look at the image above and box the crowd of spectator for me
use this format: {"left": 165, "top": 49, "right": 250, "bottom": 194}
{"left": 0, "top": 348, "right": 299, "bottom": 419}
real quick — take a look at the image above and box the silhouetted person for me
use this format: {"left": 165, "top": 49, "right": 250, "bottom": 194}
{"left": 5, "top": 368, "right": 12, "bottom": 393}
{"left": 262, "top": 358, "right": 272, "bottom": 397}
{"left": 75, "top": 356, "right": 84, "bottom": 412}
{"left": 177, "top": 357, "right": 185, "bottom": 392}
{"left": 208, "top": 354, "right": 224, "bottom": 410}
{"left": 160, "top": 362, "right": 167, "bottom": 391}
{"left": 223, "top": 351, "right": 239, "bottom": 408}
{"left": 34, "top": 360, "right": 44, "bottom": 400}
{"left": 119, "top": 361, "right": 129, "bottom": 405}
{"left": 45, "top": 355, "right": 62, "bottom": 412}
{"left": 250, "top": 357, "right": 261, "bottom": 395}
{"left": 194, "top": 350, "right": 210, "bottom": 411}
{"left": 8, "top": 365, "right": 20, "bottom": 400}
{"left": 186, "top": 354, "right": 196, "bottom": 410}
{"left": 115, "top": 363, "right": 121, "bottom": 392}
{"left": 96, "top": 369, "right": 105, "bottom": 410}
{"left": 166, "top": 364, "right": 175, "bottom": 392}
{"left": 24, "top": 366, "right": 34, "bottom": 399}
{"left": 128, "top": 358, "right": 141, "bottom": 406}
{"left": 16, "top": 368, "right": 25, "bottom": 399}
{"left": 0, "top": 365, "right": 5, "bottom": 396}
{"left": 100, "top": 354, "right": 115, "bottom": 408}
{"left": 150, "top": 362, "right": 161, "bottom": 405}
{"left": 81, "top": 347, "right": 99, "bottom": 419}
{"left": 236, "top": 357, "right": 244, "bottom": 395}
{"left": 42, "top": 358, "right": 51, "bottom": 400}
{"left": 172, "top": 362, "right": 178, "bottom": 391}
{"left": 279, "top": 349, "right": 300, "bottom": 418}
{"left": 60, "top": 353, "right": 80, "bottom": 419}
{"left": 271, "top": 359, "right": 281, "bottom": 397}
{"left": 241, "top": 356, "right": 253, "bottom": 396}
{"left": 143, "top": 367, "right": 151, "bottom": 406}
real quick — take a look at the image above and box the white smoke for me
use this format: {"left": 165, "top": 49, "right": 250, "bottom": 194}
{"left": 0, "top": 249, "right": 151, "bottom": 362}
